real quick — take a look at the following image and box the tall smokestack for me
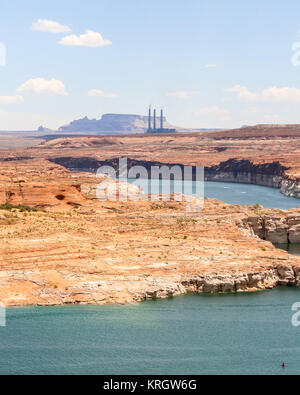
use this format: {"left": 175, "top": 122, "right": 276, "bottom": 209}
{"left": 153, "top": 109, "right": 157, "bottom": 130}
{"left": 160, "top": 108, "right": 163, "bottom": 129}
{"left": 148, "top": 106, "right": 152, "bottom": 130}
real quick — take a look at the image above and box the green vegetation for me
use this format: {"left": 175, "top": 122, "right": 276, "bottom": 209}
{"left": 177, "top": 217, "right": 198, "bottom": 227}
{"left": 0, "top": 203, "right": 38, "bottom": 212}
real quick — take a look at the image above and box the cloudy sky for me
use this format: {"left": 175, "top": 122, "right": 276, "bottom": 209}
{"left": 1, "top": 0, "right": 300, "bottom": 130}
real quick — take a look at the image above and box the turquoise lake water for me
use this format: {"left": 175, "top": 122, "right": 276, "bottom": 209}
{"left": 2, "top": 289, "right": 300, "bottom": 375}
{"left": 204, "top": 181, "right": 300, "bottom": 209}
{"left": 276, "top": 244, "right": 300, "bottom": 256}
{"left": 125, "top": 179, "right": 300, "bottom": 209}
{"left": 2, "top": 181, "right": 300, "bottom": 375}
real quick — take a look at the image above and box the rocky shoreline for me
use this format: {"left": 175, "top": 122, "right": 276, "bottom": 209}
{"left": 142, "top": 266, "right": 300, "bottom": 301}
{"left": 4, "top": 264, "right": 300, "bottom": 308}
{"left": 205, "top": 159, "right": 300, "bottom": 199}
{"left": 205, "top": 172, "right": 300, "bottom": 199}
{"left": 42, "top": 266, "right": 300, "bottom": 306}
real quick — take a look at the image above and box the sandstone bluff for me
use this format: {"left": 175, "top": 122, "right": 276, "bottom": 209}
{"left": 0, "top": 159, "right": 300, "bottom": 306}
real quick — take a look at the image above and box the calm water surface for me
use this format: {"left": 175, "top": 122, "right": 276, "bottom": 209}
{"left": 276, "top": 244, "right": 300, "bottom": 256}
{"left": 204, "top": 181, "right": 300, "bottom": 209}
{"left": 2, "top": 289, "right": 300, "bottom": 375}
{"left": 126, "top": 179, "right": 300, "bottom": 210}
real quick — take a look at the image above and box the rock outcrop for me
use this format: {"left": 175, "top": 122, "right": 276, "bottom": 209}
{"left": 281, "top": 179, "right": 300, "bottom": 198}
{"left": 205, "top": 159, "right": 286, "bottom": 188}
{"left": 237, "top": 211, "right": 300, "bottom": 244}
{"left": 0, "top": 159, "right": 143, "bottom": 208}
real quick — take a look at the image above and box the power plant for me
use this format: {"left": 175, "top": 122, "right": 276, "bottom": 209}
{"left": 146, "top": 107, "right": 177, "bottom": 134}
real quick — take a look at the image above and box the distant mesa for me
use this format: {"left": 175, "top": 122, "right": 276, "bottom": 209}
{"left": 39, "top": 112, "right": 223, "bottom": 135}
{"left": 37, "top": 125, "right": 53, "bottom": 133}
{"left": 58, "top": 113, "right": 179, "bottom": 134}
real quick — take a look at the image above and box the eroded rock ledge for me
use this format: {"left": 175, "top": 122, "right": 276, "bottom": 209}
{"left": 205, "top": 159, "right": 286, "bottom": 188}
{"left": 149, "top": 266, "right": 300, "bottom": 299}
{"left": 237, "top": 212, "right": 300, "bottom": 244}
{"left": 19, "top": 266, "right": 300, "bottom": 306}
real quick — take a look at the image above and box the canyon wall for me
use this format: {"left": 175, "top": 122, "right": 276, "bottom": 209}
{"left": 237, "top": 214, "right": 300, "bottom": 244}
{"left": 50, "top": 157, "right": 300, "bottom": 199}
{"left": 205, "top": 159, "right": 300, "bottom": 199}
{"left": 204, "top": 159, "right": 285, "bottom": 188}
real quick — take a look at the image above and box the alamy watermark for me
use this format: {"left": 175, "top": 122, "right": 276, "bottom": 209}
{"left": 0, "top": 303, "right": 6, "bottom": 327}
{"left": 0, "top": 42, "right": 6, "bottom": 67}
{"left": 291, "top": 302, "right": 300, "bottom": 327}
{"left": 95, "top": 157, "right": 204, "bottom": 213}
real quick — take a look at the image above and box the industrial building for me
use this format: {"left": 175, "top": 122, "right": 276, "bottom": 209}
{"left": 146, "top": 107, "right": 177, "bottom": 134}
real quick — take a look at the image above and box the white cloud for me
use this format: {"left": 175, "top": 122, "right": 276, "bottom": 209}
{"left": 88, "top": 89, "right": 119, "bottom": 98}
{"left": 195, "top": 106, "right": 230, "bottom": 121}
{"left": 227, "top": 85, "right": 300, "bottom": 102}
{"left": 31, "top": 19, "right": 71, "bottom": 33}
{"left": 261, "top": 87, "right": 300, "bottom": 102}
{"left": 18, "top": 78, "right": 68, "bottom": 96}
{"left": 0, "top": 95, "right": 24, "bottom": 105}
{"left": 166, "top": 91, "right": 200, "bottom": 99}
{"left": 226, "top": 85, "right": 258, "bottom": 101}
{"left": 59, "top": 30, "right": 112, "bottom": 47}
{"left": 205, "top": 64, "right": 218, "bottom": 68}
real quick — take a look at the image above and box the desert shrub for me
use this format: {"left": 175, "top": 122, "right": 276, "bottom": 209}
{"left": 0, "top": 204, "right": 38, "bottom": 212}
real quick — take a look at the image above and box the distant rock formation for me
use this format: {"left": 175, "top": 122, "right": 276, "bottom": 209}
{"left": 58, "top": 114, "right": 174, "bottom": 133}
{"left": 37, "top": 125, "right": 53, "bottom": 133}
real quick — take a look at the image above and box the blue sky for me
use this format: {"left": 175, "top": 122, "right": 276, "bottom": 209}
{"left": 1, "top": 0, "right": 300, "bottom": 130}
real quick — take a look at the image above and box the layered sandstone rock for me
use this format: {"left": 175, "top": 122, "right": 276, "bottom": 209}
{"left": 287, "top": 215, "right": 300, "bottom": 243}
{"left": 0, "top": 159, "right": 300, "bottom": 307}
{"left": 281, "top": 179, "right": 300, "bottom": 198}
{"left": 238, "top": 210, "right": 300, "bottom": 244}
{"left": 0, "top": 160, "right": 143, "bottom": 209}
